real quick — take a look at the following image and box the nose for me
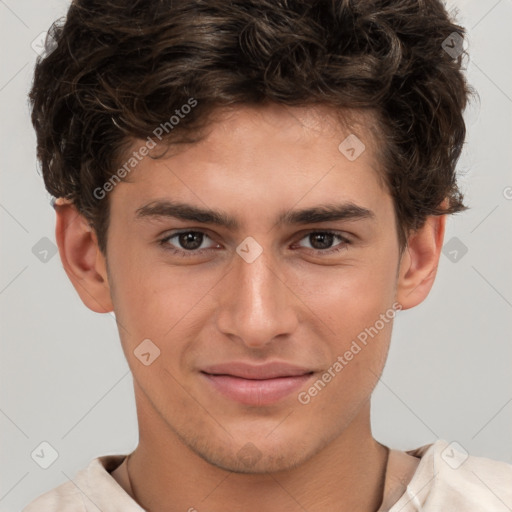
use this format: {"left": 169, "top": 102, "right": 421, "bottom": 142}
{"left": 215, "top": 247, "right": 299, "bottom": 349}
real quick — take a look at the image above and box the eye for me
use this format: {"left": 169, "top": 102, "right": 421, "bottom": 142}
{"left": 296, "top": 231, "right": 350, "bottom": 253}
{"left": 159, "top": 230, "right": 219, "bottom": 254}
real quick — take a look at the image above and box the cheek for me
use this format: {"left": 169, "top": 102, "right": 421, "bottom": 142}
{"left": 109, "top": 249, "right": 222, "bottom": 349}
{"left": 298, "top": 268, "right": 396, "bottom": 417}
{"left": 288, "top": 243, "right": 398, "bottom": 385}
{"left": 293, "top": 255, "right": 398, "bottom": 334}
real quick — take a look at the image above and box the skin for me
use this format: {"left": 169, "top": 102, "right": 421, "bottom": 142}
{"left": 54, "top": 103, "right": 445, "bottom": 512}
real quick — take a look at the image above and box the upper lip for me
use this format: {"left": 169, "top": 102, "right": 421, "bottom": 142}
{"left": 200, "top": 362, "right": 314, "bottom": 380}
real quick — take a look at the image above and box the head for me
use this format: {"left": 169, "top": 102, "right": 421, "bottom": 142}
{"left": 30, "top": 0, "right": 470, "bottom": 473}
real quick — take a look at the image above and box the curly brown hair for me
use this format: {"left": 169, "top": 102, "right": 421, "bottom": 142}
{"left": 29, "top": 0, "right": 471, "bottom": 255}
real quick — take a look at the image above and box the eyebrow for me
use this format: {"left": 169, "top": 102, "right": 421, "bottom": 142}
{"left": 134, "top": 200, "right": 375, "bottom": 229}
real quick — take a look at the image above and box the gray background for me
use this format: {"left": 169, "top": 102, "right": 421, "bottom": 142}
{"left": 1, "top": 0, "right": 511, "bottom": 509}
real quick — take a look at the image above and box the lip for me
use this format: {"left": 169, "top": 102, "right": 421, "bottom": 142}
{"left": 200, "top": 362, "right": 314, "bottom": 406}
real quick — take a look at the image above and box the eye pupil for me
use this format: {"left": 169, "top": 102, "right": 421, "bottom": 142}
{"left": 179, "top": 232, "right": 203, "bottom": 250}
{"left": 310, "top": 233, "right": 334, "bottom": 249}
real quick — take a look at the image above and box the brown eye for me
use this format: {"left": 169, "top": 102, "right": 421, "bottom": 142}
{"left": 160, "top": 230, "right": 218, "bottom": 255}
{"left": 308, "top": 232, "right": 335, "bottom": 250}
{"left": 296, "top": 231, "right": 350, "bottom": 254}
{"left": 177, "top": 232, "right": 204, "bottom": 250}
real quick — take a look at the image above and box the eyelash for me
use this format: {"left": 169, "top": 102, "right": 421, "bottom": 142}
{"left": 158, "top": 230, "right": 351, "bottom": 257}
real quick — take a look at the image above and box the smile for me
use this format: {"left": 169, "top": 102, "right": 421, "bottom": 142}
{"left": 200, "top": 371, "right": 314, "bottom": 406}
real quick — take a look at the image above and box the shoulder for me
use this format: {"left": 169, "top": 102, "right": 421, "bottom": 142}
{"left": 400, "top": 439, "right": 512, "bottom": 511}
{"left": 22, "top": 454, "right": 129, "bottom": 512}
{"left": 22, "top": 478, "right": 85, "bottom": 511}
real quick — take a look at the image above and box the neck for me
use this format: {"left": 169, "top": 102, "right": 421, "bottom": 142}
{"left": 123, "top": 389, "right": 389, "bottom": 512}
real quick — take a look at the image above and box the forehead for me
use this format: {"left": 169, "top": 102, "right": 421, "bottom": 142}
{"left": 168, "top": 103, "right": 381, "bottom": 162}
{"left": 110, "top": 103, "right": 389, "bottom": 218}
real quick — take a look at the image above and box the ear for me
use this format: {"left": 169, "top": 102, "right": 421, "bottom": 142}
{"left": 396, "top": 212, "right": 446, "bottom": 310}
{"left": 54, "top": 198, "right": 113, "bottom": 313}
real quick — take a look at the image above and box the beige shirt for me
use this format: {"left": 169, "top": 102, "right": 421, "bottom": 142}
{"left": 22, "top": 439, "right": 512, "bottom": 511}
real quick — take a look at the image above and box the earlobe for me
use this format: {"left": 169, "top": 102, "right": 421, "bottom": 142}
{"left": 396, "top": 213, "right": 446, "bottom": 310}
{"left": 54, "top": 198, "right": 113, "bottom": 313}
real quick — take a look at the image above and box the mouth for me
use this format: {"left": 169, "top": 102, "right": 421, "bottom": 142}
{"left": 200, "top": 362, "right": 315, "bottom": 406}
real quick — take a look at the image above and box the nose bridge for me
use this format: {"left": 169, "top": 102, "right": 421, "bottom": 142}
{"left": 216, "top": 246, "right": 297, "bottom": 347}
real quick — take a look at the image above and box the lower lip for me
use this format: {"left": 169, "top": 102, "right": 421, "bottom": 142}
{"left": 201, "top": 373, "right": 314, "bottom": 406}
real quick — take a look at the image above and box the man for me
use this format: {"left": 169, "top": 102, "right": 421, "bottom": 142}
{"left": 24, "top": 0, "right": 512, "bottom": 510}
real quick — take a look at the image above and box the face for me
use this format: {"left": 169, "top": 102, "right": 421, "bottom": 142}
{"left": 100, "top": 104, "right": 405, "bottom": 472}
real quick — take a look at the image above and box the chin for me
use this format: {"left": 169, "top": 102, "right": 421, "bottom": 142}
{"left": 183, "top": 430, "right": 323, "bottom": 475}
{"left": 204, "top": 448, "right": 311, "bottom": 475}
